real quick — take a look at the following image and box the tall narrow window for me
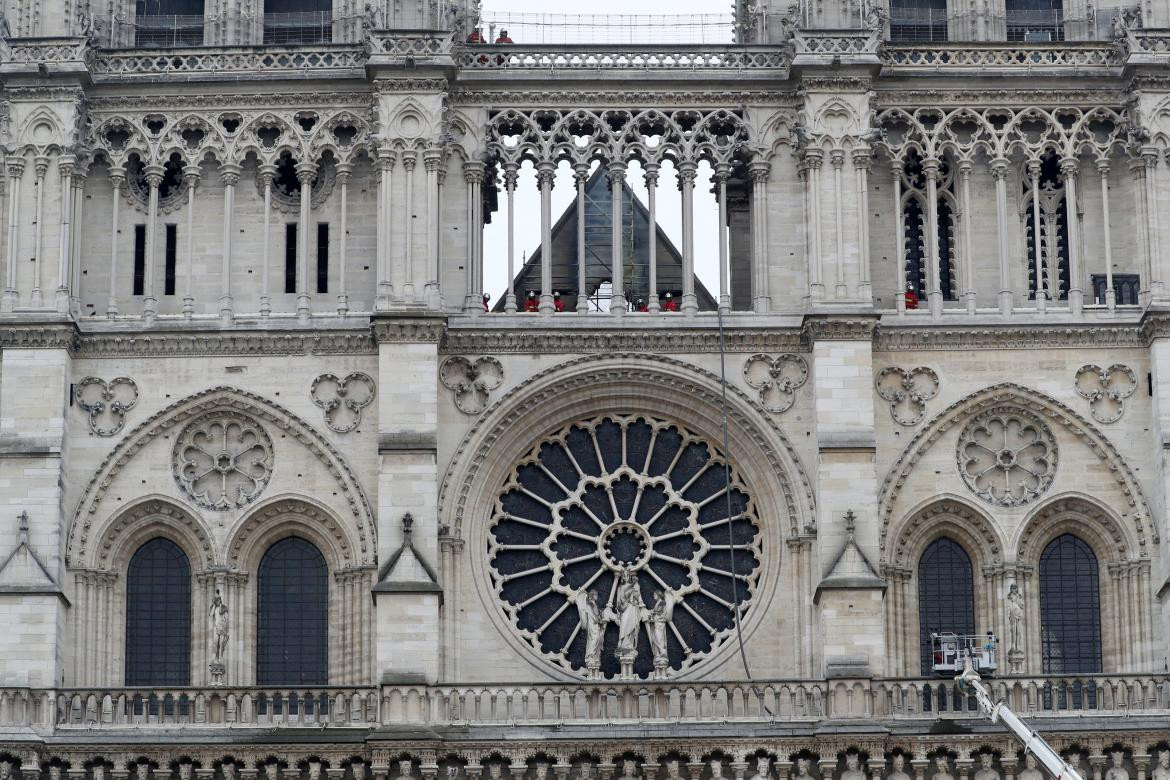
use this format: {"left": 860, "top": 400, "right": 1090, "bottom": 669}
{"left": 1040, "top": 534, "right": 1102, "bottom": 673}
{"left": 263, "top": 0, "right": 331, "bottom": 44}
{"left": 133, "top": 225, "right": 146, "bottom": 296}
{"left": 164, "top": 224, "right": 177, "bottom": 296}
{"left": 257, "top": 536, "right": 328, "bottom": 685}
{"left": 900, "top": 150, "right": 958, "bottom": 302}
{"left": 917, "top": 537, "right": 976, "bottom": 675}
{"left": 1024, "top": 152, "right": 1071, "bottom": 302}
{"left": 125, "top": 538, "right": 191, "bottom": 685}
{"left": 134, "top": 0, "right": 205, "bottom": 46}
{"left": 285, "top": 224, "right": 297, "bottom": 294}
{"left": 316, "top": 223, "right": 329, "bottom": 294}
{"left": 889, "top": 0, "right": 947, "bottom": 41}
{"left": 1006, "top": 0, "right": 1064, "bottom": 41}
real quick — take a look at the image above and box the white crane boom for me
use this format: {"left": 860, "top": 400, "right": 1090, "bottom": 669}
{"left": 956, "top": 658, "right": 1085, "bottom": 780}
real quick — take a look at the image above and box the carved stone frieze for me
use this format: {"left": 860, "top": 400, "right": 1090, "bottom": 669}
{"left": 173, "top": 411, "right": 274, "bottom": 511}
{"left": 439, "top": 356, "right": 503, "bottom": 415}
{"left": 310, "top": 372, "right": 376, "bottom": 433}
{"left": 372, "top": 318, "right": 446, "bottom": 343}
{"left": 956, "top": 406, "right": 1057, "bottom": 507}
{"left": 874, "top": 323, "right": 1147, "bottom": 350}
{"left": 89, "top": 93, "right": 374, "bottom": 112}
{"left": 875, "top": 366, "right": 939, "bottom": 426}
{"left": 452, "top": 90, "right": 800, "bottom": 108}
{"left": 75, "top": 376, "right": 139, "bottom": 436}
{"left": 1074, "top": 364, "right": 1138, "bottom": 423}
{"left": 0, "top": 324, "right": 78, "bottom": 350}
{"left": 742, "top": 354, "right": 808, "bottom": 414}
{"left": 802, "top": 316, "right": 879, "bottom": 341}
{"left": 440, "top": 328, "right": 806, "bottom": 354}
{"left": 75, "top": 330, "right": 375, "bottom": 357}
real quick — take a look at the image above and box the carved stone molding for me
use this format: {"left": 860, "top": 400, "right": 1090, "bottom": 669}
{"left": 956, "top": 406, "right": 1057, "bottom": 507}
{"left": 75, "top": 376, "right": 139, "bottom": 436}
{"left": 90, "top": 499, "right": 213, "bottom": 570}
{"left": 372, "top": 318, "right": 446, "bottom": 343}
{"left": 173, "top": 411, "right": 275, "bottom": 512}
{"left": 439, "top": 356, "right": 503, "bottom": 415}
{"left": 0, "top": 324, "right": 78, "bottom": 350}
{"left": 875, "top": 366, "right": 939, "bottom": 426}
{"left": 1074, "top": 364, "right": 1138, "bottom": 424}
{"left": 802, "top": 316, "right": 879, "bottom": 342}
{"left": 75, "top": 330, "right": 376, "bottom": 357}
{"left": 452, "top": 90, "right": 800, "bottom": 108}
{"left": 90, "top": 92, "right": 374, "bottom": 112}
{"left": 441, "top": 328, "right": 807, "bottom": 355}
{"left": 742, "top": 354, "right": 808, "bottom": 414}
{"left": 310, "top": 372, "right": 376, "bottom": 433}
{"left": 875, "top": 323, "right": 1146, "bottom": 351}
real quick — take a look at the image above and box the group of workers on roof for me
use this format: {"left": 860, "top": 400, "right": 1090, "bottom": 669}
{"left": 482, "top": 292, "right": 681, "bottom": 312}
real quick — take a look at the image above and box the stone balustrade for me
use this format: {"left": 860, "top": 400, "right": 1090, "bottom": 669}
{"left": 453, "top": 44, "right": 789, "bottom": 71}
{"left": 2, "top": 674, "right": 1167, "bottom": 731}
{"left": 880, "top": 42, "right": 1122, "bottom": 69}
{"left": 89, "top": 44, "right": 366, "bottom": 79}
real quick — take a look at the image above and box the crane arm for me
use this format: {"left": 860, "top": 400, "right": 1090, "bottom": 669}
{"left": 956, "top": 660, "right": 1085, "bottom": 780}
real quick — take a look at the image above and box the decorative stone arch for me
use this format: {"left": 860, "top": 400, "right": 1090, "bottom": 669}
{"left": 90, "top": 496, "right": 214, "bottom": 573}
{"left": 882, "top": 496, "right": 1005, "bottom": 677}
{"left": 438, "top": 352, "right": 814, "bottom": 681}
{"left": 227, "top": 495, "right": 356, "bottom": 573}
{"left": 878, "top": 382, "right": 1154, "bottom": 561}
{"left": 67, "top": 385, "right": 376, "bottom": 570}
{"left": 1016, "top": 494, "right": 1136, "bottom": 565}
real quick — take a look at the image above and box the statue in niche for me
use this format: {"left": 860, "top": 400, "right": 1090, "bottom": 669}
{"left": 614, "top": 570, "right": 645, "bottom": 668}
{"left": 308, "top": 764, "right": 322, "bottom": 780}
{"left": 1006, "top": 583, "right": 1025, "bottom": 652}
{"left": 644, "top": 591, "right": 677, "bottom": 679}
{"left": 617, "top": 761, "right": 639, "bottom": 780}
{"left": 749, "top": 758, "right": 771, "bottom": 780}
{"left": 578, "top": 763, "right": 595, "bottom": 780}
{"left": 222, "top": 764, "right": 238, "bottom": 780}
{"left": 487, "top": 764, "right": 503, "bottom": 780}
{"left": 575, "top": 590, "right": 611, "bottom": 679}
{"left": 709, "top": 761, "right": 724, "bottom": 780}
{"left": 794, "top": 759, "right": 815, "bottom": 780}
{"left": 1152, "top": 751, "right": 1170, "bottom": 780}
{"left": 887, "top": 756, "right": 911, "bottom": 780}
{"left": 841, "top": 755, "right": 865, "bottom": 780}
{"left": 397, "top": 762, "right": 415, "bottom": 780}
{"left": 135, "top": 765, "right": 150, "bottom": 780}
{"left": 1017, "top": 755, "right": 1042, "bottom": 780}
{"left": 932, "top": 757, "right": 954, "bottom": 780}
{"left": 1, "top": 762, "right": 11, "bottom": 780}
{"left": 444, "top": 769, "right": 458, "bottom": 780}
{"left": 534, "top": 764, "right": 550, "bottom": 780}
{"left": 973, "top": 755, "right": 999, "bottom": 780}
{"left": 1105, "top": 753, "right": 1129, "bottom": 780}
{"left": 209, "top": 589, "right": 229, "bottom": 685}
{"left": 179, "top": 766, "right": 193, "bottom": 780}
{"left": 665, "top": 762, "right": 683, "bottom": 780}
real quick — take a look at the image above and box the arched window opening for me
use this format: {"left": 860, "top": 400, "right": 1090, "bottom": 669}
{"left": 917, "top": 537, "right": 976, "bottom": 676}
{"left": 1006, "top": 0, "right": 1064, "bottom": 41}
{"left": 901, "top": 150, "right": 958, "bottom": 303}
{"left": 125, "top": 538, "right": 192, "bottom": 686}
{"left": 889, "top": 0, "right": 947, "bottom": 41}
{"left": 1040, "top": 533, "right": 1102, "bottom": 674}
{"left": 1024, "top": 152, "right": 1071, "bottom": 302}
{"left": 134, "top": 0, "right": 204, "bottom": 47}
{"left": 264, "top": 0, "right": 332, "bottom": 43}
{"left": 257, "top": 536, "right": 329, "bottom": 685}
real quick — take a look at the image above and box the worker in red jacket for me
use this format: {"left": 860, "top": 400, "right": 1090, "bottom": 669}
{"left": 662, "top": 292, "right": 678, "bottom": 312}
{"left": 482, "top": 293, "right": 490, "bottom": 312}
{"left": 636, "top": 298, "right": 648, "bottom": 312}
{"left": 494, "top": 29, "right": 513, "bottom": 43}
{"left": 524, "top": 291, "right": 539, "bottom": 312}
{"left": 553, "top": 291, "right": 564, "bottom": 312}
{"left": 904, "top": 284, "right": 919, "bottom": 310}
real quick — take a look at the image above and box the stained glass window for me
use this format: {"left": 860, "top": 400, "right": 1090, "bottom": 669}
{"left": 1040, "top": 534, "right": 1102, "bottom": 674}
{"left": 257, "top": 536, "right": 329, "bottom": 685}
{"left": 126, "top": 538, "right": 192, "bottom": 685}
{"left": 917, "top": 537, "right": 976, "bottom": 676}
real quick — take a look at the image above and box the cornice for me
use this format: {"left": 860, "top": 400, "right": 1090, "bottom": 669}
{"left": 802, "top": 315, "right": 880, "bottom": 342}
{"left": 440, "top": 328, "right": 807, "bottom": 354}
{"left": 372, "top": 316, "right": 447, "bottom": 344}
{"left": 74, "top": 330, "right": 376, "bottom": 357}
{"left": 0, "top": 323, "right": 78, "bottom": 350}
{"left": 875, "top": 322, "right": 1147, "bottom": 351}
{"left": 450, "top": 90, "right": 800, "bottom": 108}
{"left": 375, "top": 78, "right": 450, "bottom": 93}
{"left": 87, "top": 91, "right": 374, "bottom": 111}
{"left": 874, "top": 88, "right": 1125, "bottom": 109}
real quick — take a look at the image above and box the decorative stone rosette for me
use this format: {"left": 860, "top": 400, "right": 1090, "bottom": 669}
{"left": 173, "top": 411, "right": 274, "bottom": 511}
{"left": 956, "top": 406, "right": 1057, "bottom": 507}
{"left": 487, "top": 414, "right": 762, "bottom": 680}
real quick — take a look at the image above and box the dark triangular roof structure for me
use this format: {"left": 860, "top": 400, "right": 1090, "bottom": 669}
{"left": 373, "top": 513, "right": 442, "bottom": 598}
{"left": 496, "top": 168, "right": 718, "bottom": 311}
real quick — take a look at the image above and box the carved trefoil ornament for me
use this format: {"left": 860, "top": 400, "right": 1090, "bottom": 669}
{"left": 742, "top": 353, "right": 808, "bottom": 413}
{"left": 76, "top": 376, "right": 139, "bottom": 436}
{"left": 957, "top": 407, "right": 1057, "bottom": 507}
{"left": 875, "top": 366, "right": 939, "bottom": 425}
{"left": 1074, "top": 363, "right": 1137, "bottom": 423}
{"left": 439, "top": 355, "right": 504, "bottom": 414}
{"left": 310, "top": 371, "right": 376, "bottom": 433}
{"left": 173, "top": 411, "right": 274, "bottom": 511}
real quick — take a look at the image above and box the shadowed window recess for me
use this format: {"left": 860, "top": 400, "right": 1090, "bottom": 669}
{"left": 125, "top": 538, "right": 192, "bottom": 686}
{"left": 257, "top": 536, "right": 329, "bottom": 685}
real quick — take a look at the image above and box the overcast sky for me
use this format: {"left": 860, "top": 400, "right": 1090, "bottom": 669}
{"left": 476, "top": 1, "right": 731, "bottom": 308}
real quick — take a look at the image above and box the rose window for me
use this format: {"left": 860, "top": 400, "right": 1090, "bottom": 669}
{"left": 957, "top": 407, "right": 1057, "bottom": 507}
{"left": 488, "top": 415, "right": 762, "bottom": 680}
{"left": 173, "top": 412, "right": 274, "bottom": 511}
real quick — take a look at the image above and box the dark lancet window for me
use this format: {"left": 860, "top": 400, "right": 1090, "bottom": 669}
{"left": 134, "top": 0, "right": 205, "bottom": 47}
{"left": 285, "top": 224, "right": 298, "bottom": 294}
{"left": 1024, "top": 152, "right": 1071, "bottom": 302}
{"left": 1040, "top": 534, "right": 1102, "bottom": 674}
{"left": 125, "top": 538, "right": 192, "bottom": 685}
{"left": 900, "top": 150, "right": 958, "bottom": 302}
{"left": 257, "top": 536, "right": 328, "bottom": 685}
{"left": 133, "top": 225, "right": 146, "bottom": 296}
{"left": 917, "top": 537, "right": 976, "bottom": 675}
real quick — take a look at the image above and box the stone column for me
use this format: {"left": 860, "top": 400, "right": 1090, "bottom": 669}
{"left": 107, "top": 168, "right": 124, "bottom": 319}
{"left": 959, "top": 159, "right": 976, "bottom": 313}
{"left": 893, "top": 161, "right": 906, "bottom": 313}
{"left": 376, "top": 149, "right": 396, "bottom": 309}
{"left": 219, "top": 163, "right": 241, "bottom": 323}
{"left": 715, "top": 161, "right": 732, "bottom": 314}
{"left": 537, "top": 161, "right": 556, "bottom": 313}
{"left": 923, "top": 157, "right": 943, "bottom": 316}
{"left": 645, "top": 162, "right": 662, "bottom": 313}
{"left": 830, "top": 149, "right": 847, "bottom": 299}
{"left": 295, "top": 160, "right": 318, "bottom": 322}
{"left": 423, "top": 149, "right": 443, "bottom": 308}
{"left": 54, "top": 154, "right": 74, "bottom": 313}
{"left": 506, "top": 162, "right": 522, "bottom": 313}
{"left": 1130, "top": 155, "right": 1152, "bottom": 304}
{"left": 1143, "top": 147, "right": 1164, "bottom": 299}
{"left": 30, "top": 155, "right": 49, "bottom": 308}
{"left": 182, "top": 166, "right": 200, "bottom": 319}
{"left": 143, "top": 163, "right": 164, "bottom": 323}
{"left": 804, "top": 150, "right": 825, "bottom": 301}
{"left": 402, "top": 151, "right": 417, "bottom": 301}
{"left": 69, "top": 163, "right": 87, "bottom": 315}
{"left": 257, "top": 163, "right": 275, "bottom": 317}
{"left": 852, "top": 149, "right": 871, "bottom": 302}
{"left": 1061, "top": 157, "right": 1084, "bottom": 313}
{"left": 678, "top": 160, "right": 699, "bottom": 313}
{"left": 337, "top": 161, "right": 352, "bottom": 315}
{"left": 462, "top": 161, "right": 485, "bottom": 314}
{"left": 1098, "top": 158, "right": 1116, "bottom": 309}
{"left": 749, "top": 159, "right": 771, "bottom": 312}
{"left": 992, "top": 158, "right": 1013, "bottom": 313}
{"left": 2, "top": 157, "right": 24, "bottom": 312}
{"left": 608, "top": 159, "right": 629, "bottom": 313}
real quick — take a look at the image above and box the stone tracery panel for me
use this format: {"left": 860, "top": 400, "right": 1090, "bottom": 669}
{"left": 173, "top": 411, "right": 275, "bottom": 511}
{"left": 956, "top": 406, "right": 1057, "bottom": 507}
{"left": 487, "top": 414, "right": 762, "bottom": 681}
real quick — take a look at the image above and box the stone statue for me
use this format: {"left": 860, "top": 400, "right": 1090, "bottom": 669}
{"left": 222, "top": 763, "right": 238, "bottom": 780}
{"left": 1, "top": 761, "right": 12, "bottom": 780}
{"left": 749, "top": 758, "right": 770, "bottom": 780}
{"left": 488, "top": 764, "right": 503, "bottom": 780}
{"left": 973, "top": 755, "right": 999, "bottom": 780}
{"left": 179, "top": 765, "right": 193, "bottom": 780}
{"left": 932, "top": 757, "right": 954, "bottom": 780}
{"left": 617, "top": 761, "right": 639, "bottom": 780}
{"left": 445, "top": 768, "right": 458, "bottom": 780}
{"left": 794, "top": 759, "right": 814, "bottom": 780}
{"left": 1007, "top": 583, "right": 1025, "bottom": 652}
{"left": 534, "top": 764, "right": 550, "bottom": 780}
{"left": 575, "top": 590, "right": 610, "bottom": 678}
{"left": 1105, "top": 752, "right": 1129, "bottom": 780}
{"left": 398, "top": 761, "right": 415, "bottom": 780}
{"left": 135, "top": 765, "right": 150, "bottom": 780}
{"left": 644, "top": 590, "right": 676, "bottom": 678}
{"left": 1017, "top": 755, "right": 1042, "bottom": 780}
{"left": 888, "top": 756, "right": 912, "bottom": 780}
{"left": 363, "top": 2, "right": 381, "bottom": 30}
{"left": 1152, "top": 751, "right": 1170, "bottom": 780}
{"left": 209, "top": 589, "right": 229, "bottom": 663}
{"left": 841, "top": 754, "right": 865, "bottom": 780}
{"left": 308, "top": 764, "right": 322, "bottom": 780}
{"left": 665, "top": 762, "right": 682, "bottom": 780}
{"left": 709, "top": 761, "right": 724, "bottom": 780}
{"left": 614, "top": 570, "right": 645, "bottom": 666}
{"left": 579, "top": 763, "right": 595, "bottom": 780}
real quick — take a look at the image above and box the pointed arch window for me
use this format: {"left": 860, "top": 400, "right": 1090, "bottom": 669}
{"left": 125, "top": 538, "right": 192, "bottom": 685}
{"left": 900, "top": 150, "right": 958, "bottom": 303}
{"left": 917, "top": 537, "right": 975, "bottom": 675}
{"left": 257, "top": 536, "right": 329, "bottom": 685}
{"left": 1039, "top": 534, "right": 1102, "bottom": 673}
{"left": 1023, "top": 152, "right": 1071, "bottom": 302}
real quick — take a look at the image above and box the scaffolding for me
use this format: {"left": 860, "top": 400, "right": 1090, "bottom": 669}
{"left": 477, "top": 12, "right": 736, "bottom": 45}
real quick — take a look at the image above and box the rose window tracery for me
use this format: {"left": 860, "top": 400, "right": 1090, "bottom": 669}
{"left": 957, "top": 407, "right": 1057, "bottom": 507}
{"left": 173, "top": 412, "right": 274, "bottom": 511}
{"left": 488, "top": 415, "right": 762, "bottom": 680}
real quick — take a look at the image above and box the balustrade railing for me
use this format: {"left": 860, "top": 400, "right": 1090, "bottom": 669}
{"left": 90, "top": 43, "right": 366, "bottom": 78}
{"left": 3, "top": 674, "right": 1165, "bottom": 731}
{"left": 880, "top": 41, "right": 1121, "bottom": 67}
{"left": 454, "top": 44, "right": 788, "bottom": 71}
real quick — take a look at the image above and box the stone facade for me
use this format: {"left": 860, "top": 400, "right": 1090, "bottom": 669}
{"left": 0, "top": 0, "right": 1169, "bottom": 776}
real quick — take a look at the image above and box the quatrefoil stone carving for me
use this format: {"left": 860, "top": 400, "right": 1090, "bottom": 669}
{"left": 1074, "top": 364, "right": 1137, "bottom": 424}
{"left": 742, "top": 354, "right": 809, "bottom": 414}
{"left": 439, "top": 356, "right": 504, "bottom": 415}
{"left": 875, "top": 366, "right": 940, "bottom": 426}
{"left": 76, "top": 376, "right": 139, "bottom": 436}
{"left": 310, "top": 372, "right": 376, "bottom": 433}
